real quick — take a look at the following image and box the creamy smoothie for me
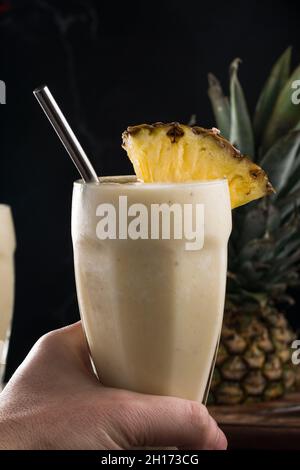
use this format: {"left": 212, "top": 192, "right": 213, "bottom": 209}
{"left": 0, "top": 205, "right": 16, "bottom": 384}
{"left": 72, "top": 176, "right": 231, "bottom": 402}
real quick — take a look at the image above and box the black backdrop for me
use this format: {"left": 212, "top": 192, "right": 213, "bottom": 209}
{"left": 1, "top": 0, "right": 300, "bottom": 379}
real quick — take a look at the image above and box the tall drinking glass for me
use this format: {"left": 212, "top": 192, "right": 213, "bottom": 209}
{"left": 72, "top": 176, "right": 231, "bottom": 402}
{"left": 0, "top": 205, "right": 16, "bottom": 388}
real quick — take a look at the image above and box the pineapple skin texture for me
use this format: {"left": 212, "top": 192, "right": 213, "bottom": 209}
{"left": 209, "top": 307, "right": 298, "bottom": 405}
{"left": 122, "top": 123, "right": 274, "bottom": 209}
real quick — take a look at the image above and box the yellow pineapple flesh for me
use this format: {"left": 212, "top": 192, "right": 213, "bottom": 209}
{"left": 122, "top": 122, "right": 274, "bottom": 209}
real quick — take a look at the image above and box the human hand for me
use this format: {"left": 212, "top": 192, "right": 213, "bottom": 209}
{"left": 0, "top": 322, "right": 227, "bottom": 450}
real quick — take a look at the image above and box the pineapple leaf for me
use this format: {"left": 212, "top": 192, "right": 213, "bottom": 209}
{"left": 239, "top": 261, "right": 265, "bottom": 283}
{"left": 235, "top": 206, "right": 266, "bottom": 248}
{"left": 266, "top": 205, "right": 281, "bottom": 232}
{"left": 279, "top": 147, "right": 300, "bottom": 198}
{"left": 229, "top": 59, "right": 255, "bottom": 157}
{"left": 238, "top": 239, "right": 274, "bottom": 263}
{"left": 273, "top": 248, "right": 300, "bottom": 274}
{"left": 275, "top": 232, "right": 299, "bottom": 260}
{"left": 294, "top": 118, "right": 300, "bottom": 131}
{"left": 260, "top": 130, "right": 300, "bottom": 195}
{"left": 254, "top": 47, "right": 292, "bottom": 146}
{"left": 274, "top": 217, "right": 300, "bottom": 250}
{"left": 277, "top": 236, "right": 300, "bottom": 259}
{"left": 261, "top": 64, "right": 300, "bottom": 152}
{"left": 208, "top": 54, "right": 300, "bottom": 306}
{"left": 207, "top": 73, "right": 231, "bottom": 139}
{"left": 277, "top": 187, "right": 300, "bottom": 219}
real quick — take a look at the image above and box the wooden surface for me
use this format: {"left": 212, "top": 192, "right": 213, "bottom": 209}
{"left": 209, "top": 392, "right": 300, "bottom": 449}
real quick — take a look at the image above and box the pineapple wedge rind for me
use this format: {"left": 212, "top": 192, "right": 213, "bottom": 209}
{"left": 122, "top": 122, "right": 274, "bottom": 209}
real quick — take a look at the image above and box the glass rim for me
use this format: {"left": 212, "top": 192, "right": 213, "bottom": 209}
{"left": 74, "top": 175, "right": 228, "bottom": 189}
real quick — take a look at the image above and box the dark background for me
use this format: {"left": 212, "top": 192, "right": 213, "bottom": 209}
{"left": 1, "top": 0, "right": 300, "bottom": 379}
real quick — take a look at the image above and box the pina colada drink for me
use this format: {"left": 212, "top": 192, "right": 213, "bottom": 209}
{"left": 72, "top": 123, "right": 272, "bottom": 402}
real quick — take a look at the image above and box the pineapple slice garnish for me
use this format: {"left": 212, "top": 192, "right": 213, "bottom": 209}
{"left": 122, "top": 122, "right": 274, "bottom": 209}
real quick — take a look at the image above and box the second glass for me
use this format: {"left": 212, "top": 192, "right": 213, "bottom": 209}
{"left": 0, "top": 205, "right": 16, "bottom": 388}
{"left": 72, "top": 176, "right": 232, "bottom": 402}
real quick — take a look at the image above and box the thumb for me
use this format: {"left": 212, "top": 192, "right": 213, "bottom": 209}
{"left": 109, "top": 391, "right": 227, "bottom": 450}
{"left": 61, "top": 326, "right": 227, "bottom": 449}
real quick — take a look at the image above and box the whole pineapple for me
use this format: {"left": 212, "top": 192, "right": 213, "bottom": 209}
{"left": 208, "top": 48, "right": 300, "bottom": 404}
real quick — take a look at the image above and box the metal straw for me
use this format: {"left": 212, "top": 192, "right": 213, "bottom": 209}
{"left": 33, "top": 85, "right": 98, "bottom": 183}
